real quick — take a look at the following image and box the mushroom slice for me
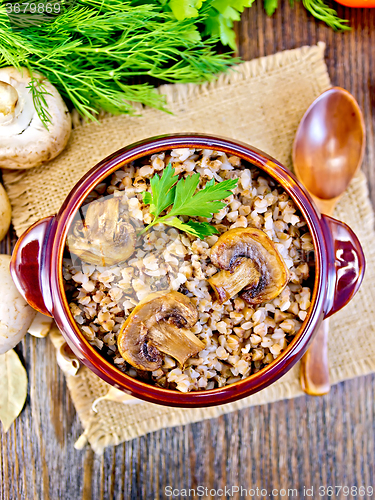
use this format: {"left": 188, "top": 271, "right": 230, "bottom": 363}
{"left": 208, "top": 257, "right": 261, "bottom": 304}
{"left": 209, "top": 227, "right": 289, "bottom": 305}
{"left": 66, "top": 196, "right": 136, "bottom": 266}
{"left": 117, "top": 291, "right": 204, "bottom": 371}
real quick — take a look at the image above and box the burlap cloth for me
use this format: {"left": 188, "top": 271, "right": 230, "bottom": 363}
{"left": 3, "top": 42, "right": 375, "bottom": 454}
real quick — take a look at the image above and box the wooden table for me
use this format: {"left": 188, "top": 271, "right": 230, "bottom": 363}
{"left": 1, "top": 5, "right": 375, "bottom": 499}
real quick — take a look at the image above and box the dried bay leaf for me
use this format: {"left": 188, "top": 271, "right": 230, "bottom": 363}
{"left": 0, "top": 349, "right": 27, "bottom": 432}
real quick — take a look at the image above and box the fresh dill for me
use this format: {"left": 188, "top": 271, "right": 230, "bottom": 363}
{"left": 300, "top": 0, "right": 350, "bottom": 30}
{"left": 0, "top": 0, "right": 237, "bottom": 124}
{"left": 0, "top": 0, "right": 350, "bottom": 126}
{"left": 26, "top": 72, "right": 52, "bottom": 129}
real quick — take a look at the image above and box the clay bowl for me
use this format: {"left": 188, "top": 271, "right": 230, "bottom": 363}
{"left": 10, "top": 134, "right": 365, "bottom": 408}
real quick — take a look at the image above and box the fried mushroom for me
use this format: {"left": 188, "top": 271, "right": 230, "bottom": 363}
{"left": 117, "top": 291, "right": 204, "bottom": 371}
{"left": 67, "top": 196, "right": 136, "bottom": 266}
{"left": 208, "top": 227, "right": 289, "bottom": 305}
{"left": 208, "top": 257, "right": 261, "bottom": 304}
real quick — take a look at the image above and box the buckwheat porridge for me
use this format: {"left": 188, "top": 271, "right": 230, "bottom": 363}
{"left": 63, "top": 148, "right": 314, "bottom": 393}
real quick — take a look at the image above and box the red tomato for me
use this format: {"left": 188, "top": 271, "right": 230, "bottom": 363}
{"left": 335, "top": 0, "right": 375, "bottom": 6}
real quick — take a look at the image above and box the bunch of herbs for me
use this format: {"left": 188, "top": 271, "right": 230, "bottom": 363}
{"left": 0, "top": 0, "right": 237, "bottom": 125}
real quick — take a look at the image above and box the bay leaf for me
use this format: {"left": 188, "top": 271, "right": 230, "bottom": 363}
{"left": 0, "top": 349, "right": 27, "bottom": 432}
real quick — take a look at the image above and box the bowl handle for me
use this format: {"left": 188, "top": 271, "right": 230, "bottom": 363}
{"left": 321, "top": 214, "right": 365, "bottom": 318}
{"left": 10, "top": 216, "right": 55, "bottom": 318}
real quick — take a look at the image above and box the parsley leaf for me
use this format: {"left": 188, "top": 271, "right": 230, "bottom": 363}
{"left": 204, "top": 11, "right": 237, "bottom": 50}
{"left": 168, "top": 176, "right": 238, "bottom": 218}
{"left": 202, "top": 0, "right": 255, "bottom": 49}
{"left": 264, "top": 0, "right": 278, "bottom": 15}
{"left": 211, "top": 0, "right": 247, "bottom": 20}
{"left": 164, "top": 218, "right": 220, "bottom": 239}
{"left": 169, "top": 0, "right": 205, "bottom": 19}
{"left": 142, "top": 162, "right": 178, "bottom": 217}
{"left": 141, "top": 163, "right": 238, "bottom": 239}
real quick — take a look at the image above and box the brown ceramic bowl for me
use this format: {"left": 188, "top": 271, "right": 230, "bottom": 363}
{"left": 10, "top": 134, "right": 365, "bottom": 408}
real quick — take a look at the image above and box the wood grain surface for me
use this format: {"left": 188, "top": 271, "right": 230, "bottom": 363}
{"left": 1, "top": 4, "right": 375, "bottom": 499}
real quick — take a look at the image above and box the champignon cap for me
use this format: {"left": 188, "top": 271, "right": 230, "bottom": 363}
{"left": 117, "top": 291, "right": 204, "bottom": 371}
{"left": 209, "top": 227, "right": 289, "bottom": 304}
{"left": 0, "top": 66, "right": 71, "bottom": 169}
{"left": 0, "top": 183, "right": 11, "bottom": 242}
{"left": 66, "top": 196, "right": 137, "bottom": 266}
{"left": 0, "top": 81, "right": 18, "bottom": 122}
{"left": 0, "top": 255, "right": 37, "bottom": 354}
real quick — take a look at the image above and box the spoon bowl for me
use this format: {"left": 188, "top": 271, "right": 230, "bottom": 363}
{"left": 293, "top": 87, "right": 365, "bottom": 210}
{"left": 293, "top": 87, "right": 366, "bottom": 396}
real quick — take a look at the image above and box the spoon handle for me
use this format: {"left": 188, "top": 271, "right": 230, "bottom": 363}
{"left": 300, "top": 198, "right": 334, "bottom": 397}
{"left": 300, "top": 319, "right": 330, "bottom": 396}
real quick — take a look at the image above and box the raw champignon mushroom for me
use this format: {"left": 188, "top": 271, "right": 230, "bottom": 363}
{"left": 28, "top": 311, "right": 53, "bottom": 338}
{"left": 50, "top": 326, "right": 80, "bottom": 377}
{"left": 67, "top": 196, "right": 137, "bottom": 266}
{"left": 0, "top": 67, "right": 71, "bottom": 170}
{"left": 0, "top": 183, "right": 11, "bottom": 242}
{"left": 0, "top": 255, "right": 37, "bottom": 354}
{"left": 208, "top": 227, "right": 289, "bottom": 305}
{"left": 117, "top": 291, "right": 204, "bottom": 371}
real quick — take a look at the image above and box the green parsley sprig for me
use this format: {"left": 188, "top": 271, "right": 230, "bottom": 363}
{"left": 146, "top": 0, "right": 350, "bottom": 48}
{"left": 140, "top": 163, "right": 238, "bottom": 239}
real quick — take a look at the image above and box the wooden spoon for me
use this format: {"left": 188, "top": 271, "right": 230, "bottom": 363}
{"left": 293, "top": 87, "right": 365, "bottom": 396}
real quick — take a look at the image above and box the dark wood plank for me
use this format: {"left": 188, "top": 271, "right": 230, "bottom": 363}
{"left": 1, "top": 5, "right": 375, "bottom": 500}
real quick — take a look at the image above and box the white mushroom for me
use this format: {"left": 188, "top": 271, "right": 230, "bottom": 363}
{"left": 0, "top": 255, "right": 37, "bottom": 354}
{"left": 0, "top": 183, "right": 11, "bottom": 242}
{"left": 0, "top": 67, "right": 71, "bottom": 169}
{"left": 49, "top": 326, "right": 80, "bottom": 377}
{"left": 28, "top": 311, "right": 53, "bottom": 338}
